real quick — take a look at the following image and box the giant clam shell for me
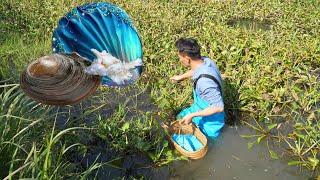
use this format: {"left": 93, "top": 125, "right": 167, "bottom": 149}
{"left": 20, "top": 53, "right": 101, "bottom": 105}
{"left": 52, "top": 2, "right": 143, "bottom": 87}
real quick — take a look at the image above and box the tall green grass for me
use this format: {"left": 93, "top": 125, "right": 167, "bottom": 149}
{"left": 0, "top": 85, "right": 79, "bottom": 179}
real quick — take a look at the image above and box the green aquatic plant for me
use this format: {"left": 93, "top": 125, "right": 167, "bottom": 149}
{"left": 0, "top": 85, "right": 90, "bottom": 179}
{"left": 0, "top": 0, "right": 319, "bottom": 177}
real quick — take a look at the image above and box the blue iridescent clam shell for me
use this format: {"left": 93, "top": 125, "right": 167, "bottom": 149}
{"left": 52, "top": 2, "right": 143, "bottom": 86}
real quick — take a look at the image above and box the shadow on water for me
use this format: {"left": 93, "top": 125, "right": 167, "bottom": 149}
{"left": 223, "top": 78, "right": 241, "bottom": 125}
{"left": 227, "top": 18, "right": 272, "bottom": 31}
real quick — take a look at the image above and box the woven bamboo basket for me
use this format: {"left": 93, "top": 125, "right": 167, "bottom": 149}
{"left": 162, "top": 121, "right": 208, "bottom": 160}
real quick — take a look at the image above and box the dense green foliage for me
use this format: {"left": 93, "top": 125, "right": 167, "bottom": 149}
{"left": 0, "top": 0, "right": 319, "bottom": 178}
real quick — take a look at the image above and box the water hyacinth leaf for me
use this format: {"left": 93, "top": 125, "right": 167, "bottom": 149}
{"left": 308, "top": 157, "right": 319, "bottom": 169}
{"left": 121, "top": 122, "right": 130, "bottom": 132}
{"left": 135, "top": 141, "right": 151, "bottom": 151}
{"left": 294, "top": 123, "right": 303, "bottom": 128}
{"left": 165, "top": 150, "right": 173, "bottom": 158}
{"left": 240, "top": 134, "right": 260, "bottom": 138}
{"left": 267, "top": 123, "right": 278, "bottom": 131}
{"left": 288, "top": 161, "right": 302, "bottom": 166}
{"left": 247, "top": 141, "right": 255, "bottom": 150}
{"left": 163, "top": 140, "right": 169, "bottom": 148}
{"left": 295, "top": 133, "right": 305, "bottom": 140}
{"left": 269, "top": 150, "right": 279, "bottom": 160}
{"left": 257, "top": 135, "right": 266, "bottom": 144}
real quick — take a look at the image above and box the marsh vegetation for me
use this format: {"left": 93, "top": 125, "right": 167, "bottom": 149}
{"left": 0, "top": 0, "right": 319, "bottom": 179}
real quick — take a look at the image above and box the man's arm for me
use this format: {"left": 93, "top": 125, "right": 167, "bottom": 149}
{"left": 180, "top": 77, "right": 224, "bottom": 125}
{"left": 170, "top": 70, "right": 193, "bottom": 82}
{"left": 180, "top": 106, "right": 224, "bottom": 125}
{"left": 192, "top": 106, "right": 224, "bottom": 117}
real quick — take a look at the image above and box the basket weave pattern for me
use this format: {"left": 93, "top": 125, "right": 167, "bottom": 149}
{"left": 163, "top": 121, "right": 208, "bottom": 159}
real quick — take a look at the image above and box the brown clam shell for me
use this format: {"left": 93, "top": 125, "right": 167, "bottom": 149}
{"left": 20, "top": 53, "right": 101, "bottom": 105}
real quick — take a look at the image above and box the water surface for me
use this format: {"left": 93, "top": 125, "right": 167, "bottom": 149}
{"left": 170, "top": 126, "right": 308, "bottom": 180}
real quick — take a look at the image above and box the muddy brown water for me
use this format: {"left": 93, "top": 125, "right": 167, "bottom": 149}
{"left": 169, "top": 126, "right": 309, "bottom": 180}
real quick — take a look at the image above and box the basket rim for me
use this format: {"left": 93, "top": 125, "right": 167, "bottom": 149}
{"left": 163, "top": 121, "right": 208, "bottom": 154}
{"left": 170, "top": 136, "right": 207, "bottom": 154}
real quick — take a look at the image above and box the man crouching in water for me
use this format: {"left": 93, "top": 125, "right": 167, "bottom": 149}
{"left": 171, "top": 38, "right": 225, "bottom": 139}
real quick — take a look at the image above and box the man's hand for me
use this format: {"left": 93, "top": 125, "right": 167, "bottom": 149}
{"left": 170, "top": 75, "right": 183, "bottom": 82}
{"left": 170, "top": 70, "right": 194, "bottom": 82}
{"left": 180, "top": 114, "right": 194, "bottom": 125}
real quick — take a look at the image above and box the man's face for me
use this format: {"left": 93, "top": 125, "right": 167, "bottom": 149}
{"left": 178, "top": 52, "right": 190, "bottom": 67}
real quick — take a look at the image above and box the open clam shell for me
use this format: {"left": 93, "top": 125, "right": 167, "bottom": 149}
{"left": 20, "top": 53, "right": 101, "bottom": 105}
{"left": 52, "top": 2, "right": 143, "bottom": 86}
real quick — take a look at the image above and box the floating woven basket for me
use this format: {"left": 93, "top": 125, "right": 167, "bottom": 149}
{"left": 162, "top": 121, "right": 208, "bottom": 160}
{"left": 20, "top": 53, "right": 101, "bottom": 105}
